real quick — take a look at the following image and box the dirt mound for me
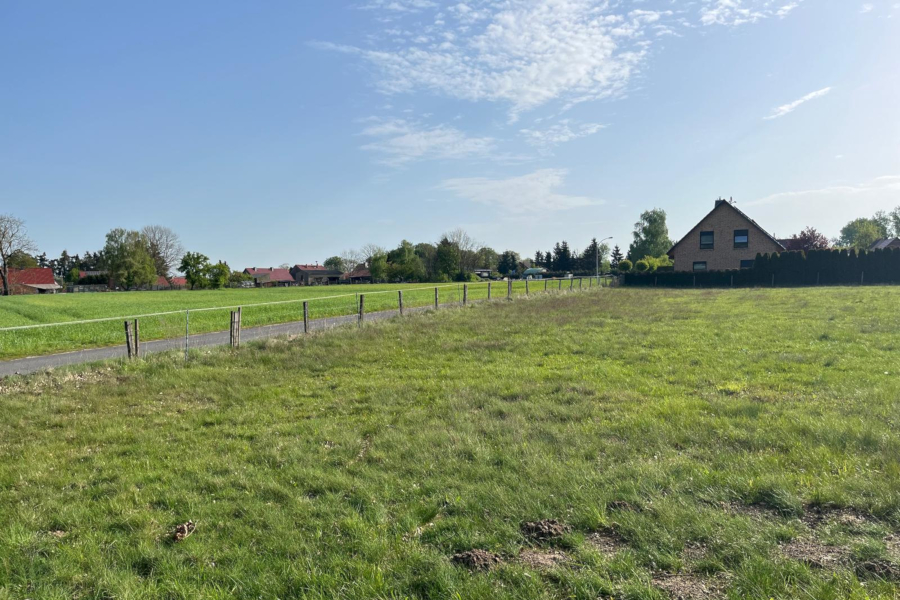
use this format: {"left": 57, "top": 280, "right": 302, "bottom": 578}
{"left": 172, "top": 521, "right": 195, "bottom": 542}
{"left": 780, "top": 539, "right": 848, "bottom": 569}
{"left": 518, "top": 548, "right": 568, "bottom": 569}
{"left": 652, "top": 573, "right": 724, "bottom": 599}
{"left": 451, "top": 549, "right": 503, "bottom": 571}
{"left": 521, "top": 519, "right": 569, "bottom": 540}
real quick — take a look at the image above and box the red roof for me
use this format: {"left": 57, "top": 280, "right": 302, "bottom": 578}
{"left": 157, "top": 276, "right": 188, "bottom": 287}
{"left": 8, "top": 268, "right": 57, "bottom": 286}
{"left": 293, "top": 264, "right": 329, "bottom": 271}
{"left": 243, "top": 267, "right": 294, "bottom": 282}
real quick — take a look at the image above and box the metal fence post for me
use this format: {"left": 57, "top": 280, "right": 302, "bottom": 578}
{"left": 358, "top": 294, "right": 365, "bottom": 326}
{"left": 303, "top": 301, "right": 309, "bottom": 333}
{"left": 398, "top": 290, "right": 404, "bottom": 315}
{"left": 463, "top": 284, "right": 468, "bottom": 305}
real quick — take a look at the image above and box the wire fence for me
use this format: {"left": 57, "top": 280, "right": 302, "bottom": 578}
{"left": 0, "top": 276, "right": 615, "bottom": 375}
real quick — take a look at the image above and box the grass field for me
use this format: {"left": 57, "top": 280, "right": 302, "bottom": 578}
{"left": 0, "top": 279, "right": 596, "bottom": 360}
{"left": 1, "top": 287, "right": 899, "bottom": 599}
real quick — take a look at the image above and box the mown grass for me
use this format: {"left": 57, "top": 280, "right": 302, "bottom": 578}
{"left": 0, "top": 279, "right": 598, "bottom": 360}
{"left": 1, "top": 286, "right": 898, "bottom": 599}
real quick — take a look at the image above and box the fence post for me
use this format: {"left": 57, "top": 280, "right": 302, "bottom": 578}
{"left": 358, "top": 294, "right": 365, "bottom": 326}
{"left": 525, "top": 279, "right": 529, "bottom": 295}
{"left": 558, "top": 279, "right": 562, "bottom": 291}
{"left": 133, "top": 319, "right": 139, "bottom": 358}
{"left": 398, "top": 290, "right": 404, "bottom": 315}
{"left": 184, "top": 310, "right": 190, "bottom": 361}
{"left": 230, "top": 311, "right": 235, "bottom": 348}
{"left": 434, "top": 287, "right": 439, "bottom": 309}
{"left": 507, "top": 279, "right": 512, "bottom": 300}
{"left": 579, "top": 278, "right": 583, "bottom": 289}
{"left": 488, "top": 281, "right": 492, "bottom": 300}
{"left": 544, "top": 279, "right": 548, "bottom": 292}
{"left": 303, "top": 301, "right": 309, "bottom": 333}
{"left": 569, "top": 278, "right": 574, "bottom": 291}
{"left": 463, "top": 284, "right": 468, "bottom": 305}
{"left": 236, "top": 308, "right": 241, "bottom": 348}
{"left": 589, "top": 277, "right": 592, "bottom": 288}
{"left": 124, "top": 321, "right": 133, "bottom": 359}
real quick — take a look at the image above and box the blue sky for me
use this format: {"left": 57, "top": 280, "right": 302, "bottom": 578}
{"left": 2, "top": 0, "right": 898, "bottom": 267}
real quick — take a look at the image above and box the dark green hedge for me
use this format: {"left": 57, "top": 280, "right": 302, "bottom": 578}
{"left": 623, "top": 248, "right": 900, "bottom": 287}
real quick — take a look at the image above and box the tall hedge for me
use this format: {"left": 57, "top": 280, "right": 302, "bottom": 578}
{"left": 622, "top": 247, "right": 900, "bottom": 287}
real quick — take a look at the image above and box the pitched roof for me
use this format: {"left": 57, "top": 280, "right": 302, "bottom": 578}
{"left": 869, "top": 238, "right": 900, "bottom": 250}
{"left": 243, "top": 267, "right": 294, "bottom": 282}
{"left": 667, "top": 200, "right": 785, "bottom": 257}
{"left": 342, "top": 268, "right": 371, "bottom": 279}
{"left": 293, "top": 264, "right": 342, "bottom": 275}
{"left": 8, "top": 268, "right": 58, "bottom": 286}
{"left": 157, "top": 275, "right": 188, "bottom": 287}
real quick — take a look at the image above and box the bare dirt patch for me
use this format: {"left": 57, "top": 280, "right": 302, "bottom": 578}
{"left": 518, "top": 548, "right": 569, "bottom": 570}
{"left": 780, "top": 539, "right": 848, "bottom": 569}
{"left": 451, "top": 549, "right": 503, "bottom": 571}
{"left": 801, "top": 505, "right": 870, "bottom": 530}
{"left": 521, "top": 519, "right": 569, "bottom": 541}
{"left": 722, "top": 501, "right": 778, "bottom": 521}
{"left": 886, "top": 534, "right": 900, "bottom": 559}
{"left": 856, "top": 559, "right": 900, "bottom": 581}
{"left": 652, "top": 573, "right": 724, "bottom": 599}
{"left": 586, "top": 528, "right": 627, "bottom": 556}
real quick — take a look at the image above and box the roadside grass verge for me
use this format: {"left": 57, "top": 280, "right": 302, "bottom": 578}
{"left": 0, "top": 279, "right": 591, "bottom": 360}
{"left": 0, "top": 287, "right": 898, "bottom": 599}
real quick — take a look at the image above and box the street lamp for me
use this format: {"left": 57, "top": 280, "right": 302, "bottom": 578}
{"left": 596, "top": 236, "right": 613, "bottom": 277}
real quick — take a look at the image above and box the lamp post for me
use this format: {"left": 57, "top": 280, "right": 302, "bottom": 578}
{"left": 596, "top": 236, "right": 613, "bottom": 277}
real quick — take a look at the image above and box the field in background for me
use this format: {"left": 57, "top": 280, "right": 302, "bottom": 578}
{"left": 1, "top": 287, "right": 899, "bottom": 599}
{"left": 0, "top": 279, "right": 600, "bottom": 360}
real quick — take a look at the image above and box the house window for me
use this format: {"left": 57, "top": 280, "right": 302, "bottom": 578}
{"left": 734, "top": 229, "right": 749, "bottom": 248}
{"left": 699, "top": 231, "right": 714, "bottom": 249}
{"left": 693, "top": 261, "right": 707, "bottom": 272}
{"left": 740, "top": 259, "right": 754, "bottom": 269}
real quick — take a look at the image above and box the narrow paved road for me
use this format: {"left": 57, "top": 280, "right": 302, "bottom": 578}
{"left": 0, "top": 303, "right": 442, "bottom": 378}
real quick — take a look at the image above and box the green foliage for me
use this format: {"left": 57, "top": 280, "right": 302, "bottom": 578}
{"left": 839, "top": 217, "right": 886, "bottom": 249}
{"left": 228, "top": 270, "right": 250, "bottom": 287}
{"left": 367, "top": 252, "right": 389, "bottom": 281}
{"left": 634, "top": 259, "right": 650, "bottom": 272}
{"left": 386, "top": 240, "right": 426, "bottom": 282}
{"left": 323, "top": 256, "right": 344, "bottom": 272}
{"left": 179, "top": 252, "right": 211, "bottom": 290}
{"left": 101, "top": 228, "right": 157, "bottom": 289}
{"left": 205, "top": 261, "right": 230, "bottom": 290}
{"left": 628, "top": 208, "right": 673, "bottom": 261}
{"left": 618, "top": 259, "right": 633, "bottom": 272}
{"left": 435, "top": 238, "right": 460, "bottom": 279}
{"left": 497, "top": 250, "right": 519, "bottom": 276}
{"left": 65, "top": 267, "right": 80, "bottom": 284}
{"left": 6, "top": 249, "right": 38, "bottom": 269}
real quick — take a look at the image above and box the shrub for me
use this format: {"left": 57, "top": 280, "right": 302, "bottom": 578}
{"left": 618, "top": 260, "right": 633, "bottom": 273}
{"left": 635, "top": 260, "right": 650, "bottom": 273}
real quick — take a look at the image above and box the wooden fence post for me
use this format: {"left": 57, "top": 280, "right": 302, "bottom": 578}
{"left": 434, "top": 287, "right": 439, "bottom": 309}
{"left": 507, "top": 279, "right": 512, "bottom": 299}
{"left": 525, "top": 279, "right": 529, "bottom": 295}
{"left": 236, "top": 308, "right": 241, "bottom": 348}
{"left": 124, "top": 321, "right": 133, "bottom": 359}
{"left": 303, "top": 301, "right": 309, "bottom": 334}
{"left": 589, "top": 277, "right": 592, "bottom": 288}
{"left": 558, "top": 279, "right": 562, "bottom": 291}
{"left": 358, "top": 294, "right": 365, "bottom": 326}
{"left": 398, "top": 290, "right": 404, "bottom": 315}
{"left": 230, "top": 311, "right": 235, "bottom": 347}
{"left": 579, "top": 278, "right": 582, "bottom": 289}
{"left": 569, "top": 278, "right": 574, "bottom": 291}
{"left": 488, "top": 281, "right": 492, "bottom": 300}
{"left": 133, "top": 319, "right": 139, "bottom": 358}
{"left": 463, "top": 284, "right": 468, "bottom": 305}
{"left": 544, "top": 279, "right": 548, "bottom": 291}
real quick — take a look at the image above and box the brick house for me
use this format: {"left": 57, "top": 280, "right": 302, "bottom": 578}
{"left": 5, "top": 268, "right": 62, "bottom": 294}
{"left": 667, "top": 199, "right": 785, "bottom": 272}
{"left": 243, "top": 267, "right": 296, "bottom": 287}
{"left": 290, "top": 264, "right": 342, "bottom": 286}
{"left": 340, "top": 264, "right": 372, "bottom": 284}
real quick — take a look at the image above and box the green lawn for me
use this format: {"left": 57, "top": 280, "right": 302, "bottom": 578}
{"left": 0, "top": 279, "right": 596, "bottom": 360}
{"left": 1, "top": 287, "right": 898, "bottom": 599}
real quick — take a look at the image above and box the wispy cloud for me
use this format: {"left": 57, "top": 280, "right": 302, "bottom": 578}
{"left": 439, "top": 168, "right": 597, "bottom": 214}
{"left": 763, "top": 86, "right": 832, "bottom": 120}
{"left": 519, "top": 120, "right": 605, "bottom": 151}
{"left": 700, "top": 0, "right": 804, "bottom": 26}
{"left": 860, "top": 3, "right": 874, "bottom": 13}
{"left": 358, "top": 117, "right": 498, "bottom": 166}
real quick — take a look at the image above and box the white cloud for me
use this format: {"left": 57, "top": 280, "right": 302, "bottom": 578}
{"left": 776, "top": 3, "right": 800, "bottom": 18}
{"left": 860, "top": 3, "right": 874, "bottom": 13}
{"left": 763, "top": 86, "right": 831, "bottom": 120}
{"left": 519, "top": 120, "right": 605, "bottom": 150}
{"left": 700, "top": 0, "right": 804, "bottom": 26}
{"left": 357, "top": 0, "right": 437, "bottom": 12}
{"left": 438, "top": 168, "right": 597, "bottom": 213}
{"left": 359, "top": 117, "right": 497, "bottom": 166}
{"left": 743, "top": 175, "right": 900, "bottom": 238}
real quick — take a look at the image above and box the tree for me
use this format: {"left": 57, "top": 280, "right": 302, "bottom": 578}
{"left": 628, "top": 208, "right": 673, "bottom": 262}
{"left": 0, "top": 215, "right": 38, "bottom": 296}
{"left": 475, "top": 246, "right": 499, "bottom": 271}
{"left": 534, "top": 251, "right": 544, "bottom": 267}
{"left": 552, "top": 241, "right": 573, "bottom": 272}
{"left": 580, "top": 238, "right": 609, "bottom": 274}
{"left": 618, "top": 259, "right": 633, "bottom": 273}
{"left": 386, "top": 240, "right": 426, "bottom": 281}
{"left": 6, "top": 250, "right": 38, "bottom": 269}
{"left": 635, "top": 259, "right": 650, "bottom": 273}
{"left": 497, "top": 250, "right": 520, "bottom": 276}
{"left": 838, "top": 218, "right": 884, "bottom": 249}
{"left": 206, "top": 261, "right": 230, "bottom": 289}
{"left": 141, "top": 225, "right": 184, "bottom": 280}
{"left": 324, "top": 256, "right": 344, "bottom": 272}
{"left": 890, "top": 206, "right": 900, "bottom": 238}
{"left": 229, "top": 270, "right": 251, "bottom": 287}
{"left": 179, "top": 252, "right": 211, "bottom": 290}
{"left": 368, "top": 252, "right": 388, "bottom": 281}
{"left": 435, "top": 237, "right": 460, "bottom": 279}
{"left": 785, "top": 227, "right": 830, "bottom": 251}
{"left": 101, "top": 229, "right": 156, "bottom": 289}
{"left": 66, "top": 267, "right": 80, "bottom": 284}
{"left": 610, "top": 245, "right": 624, "bottom": 271}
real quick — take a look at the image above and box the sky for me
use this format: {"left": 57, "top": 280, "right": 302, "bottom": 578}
{"left": 2, "top": 0, "right": 899, "bottom": 268}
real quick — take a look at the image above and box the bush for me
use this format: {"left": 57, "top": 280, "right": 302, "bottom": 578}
{"left": 635, "top": 260, "right": 650, "bottom": 273}
{"left": 618, "top": 260, "right": 633, "bottom": 273}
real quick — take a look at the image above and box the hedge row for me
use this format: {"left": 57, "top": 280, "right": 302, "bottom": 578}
{"left": 623, "top": 247, "right": 900, "bottom": 287}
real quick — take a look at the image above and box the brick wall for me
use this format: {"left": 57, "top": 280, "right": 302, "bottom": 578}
{"left": 671, "top": 202, "right": 783, "bottom": 272}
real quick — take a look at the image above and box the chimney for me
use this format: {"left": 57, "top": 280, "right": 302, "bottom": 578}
{"left": 715, "top": 197, "right": 728, "bottom": 208}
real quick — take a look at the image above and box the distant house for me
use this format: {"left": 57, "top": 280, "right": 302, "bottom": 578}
{"left": 341, "top": 264, "right": 372, "bottom": 284}
{"left": 474, "top": 268, "right": 492, "bottom": 279}
{"left": 870, "top": 238, "right": 900, "bottom": 251}
{"left": 243, "top": 267, "right": 296, "bottom": 287}
{"left": 522, "top": 267, "right": 547, "bottom": 279}
{"left": 667, "top": 199, "right": 785, "bottom": 272}
{"left": 6, "top": 268, "right": 61, "bottom": 294}
{"left": 154, "top": 275, "right": 187, "bottom": 290}
{"left": 290, "top": 264, "right": 342, "bottom": 286}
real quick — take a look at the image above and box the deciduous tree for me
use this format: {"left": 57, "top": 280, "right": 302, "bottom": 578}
{"left": 141, "top": 225, "right": 184, "bottom": 280}
{"left": 0, "top": 214, "right": 38, "bottom": 295}
{"left": 628, "top": 208, "right": 673, "bottom": 262}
